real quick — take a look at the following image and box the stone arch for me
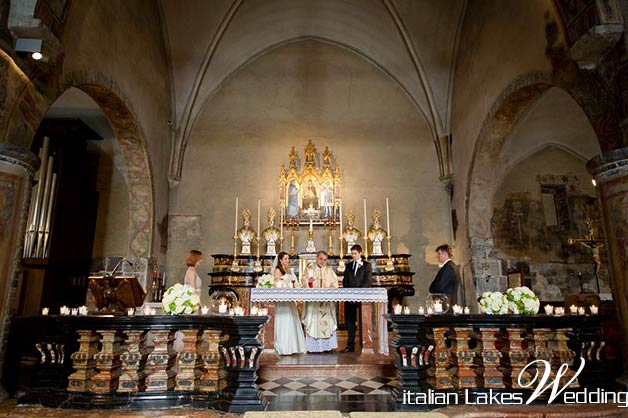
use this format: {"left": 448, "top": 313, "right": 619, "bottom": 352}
{"left": 3, "top": 67, "right": 154, "bottom": 258}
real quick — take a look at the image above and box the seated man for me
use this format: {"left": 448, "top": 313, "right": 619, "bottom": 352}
{"left": 302, "top": 251, "right": 338, "bottom": 353}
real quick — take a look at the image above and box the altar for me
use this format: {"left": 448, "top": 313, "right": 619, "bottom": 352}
{"left": 251, "top": 287, "right": 389, "bottom": 355}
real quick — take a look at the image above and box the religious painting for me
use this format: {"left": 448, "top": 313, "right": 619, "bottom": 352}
{"left": 279, "top": 140, "right": 341, "bottom": 225}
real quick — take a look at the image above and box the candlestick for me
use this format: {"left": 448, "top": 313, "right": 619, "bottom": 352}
{"left": 280, "top": 201, "right": 284, "bottom": 251}
{"left": 363, "top": 198, "right": 369, "bottom": 258}
{"left": 234, "top": 196, "right": 239, "bottom": 237}
{"left": 338, "top": 201, "right": 343, "bottom": 257}
{"left": 257, "top": 198, "right": 261, "bottom": 234}
{"left": 386, "top": 197, "right": 391, "bottom": 235}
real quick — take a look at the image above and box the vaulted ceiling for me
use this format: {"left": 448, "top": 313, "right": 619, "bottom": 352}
{"left": 159, "top": 0, "right": 468, "bottom": 180}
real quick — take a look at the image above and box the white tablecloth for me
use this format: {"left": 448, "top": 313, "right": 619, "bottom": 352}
{"left": 251, "top": 287, "right": 389, "bottom": 355}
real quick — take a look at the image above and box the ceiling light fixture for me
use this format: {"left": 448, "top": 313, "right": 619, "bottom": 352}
{"left": 15, "top": 38, "right": 43, "bottom": 60}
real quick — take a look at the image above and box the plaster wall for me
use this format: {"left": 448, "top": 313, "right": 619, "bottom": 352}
{"left": 450, "top": 0, "right": 555, "bottom": 263}
{"left": 168, "top": 41, "right": 452, "bottom": 306}
{"left": 57, "top": 0, "right": 171, "bottom": 258}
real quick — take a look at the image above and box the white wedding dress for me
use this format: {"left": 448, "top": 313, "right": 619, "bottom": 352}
{"left": 274, "top": 271, "right": 306, "bottom": 355}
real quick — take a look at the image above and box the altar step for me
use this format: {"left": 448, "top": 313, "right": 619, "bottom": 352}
{"left": 258, "top": 352, "right": 397, "bottom": 379}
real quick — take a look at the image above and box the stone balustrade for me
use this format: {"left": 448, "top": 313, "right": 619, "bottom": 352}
{"left": 387, "top": 314, "right": 610, "bottom": 411}
{"left": 6, "top": 315, "right": 268, "bottom": 413}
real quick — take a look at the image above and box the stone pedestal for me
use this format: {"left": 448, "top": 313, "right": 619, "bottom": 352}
{"left": 0, "top": 143, "right": 38, "bottom": 398}
{"left": 587, "top": 147, "right": 628, "bottom": 383}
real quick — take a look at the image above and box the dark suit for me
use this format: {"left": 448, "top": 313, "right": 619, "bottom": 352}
{"left": 429, "top": 260, "right": 458, "bottom": 303}
{"left": 342, "top": 258, "right": 372, "bottom": 350}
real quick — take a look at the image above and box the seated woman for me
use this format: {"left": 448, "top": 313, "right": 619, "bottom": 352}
{"left": 272, "top": 252, "right": 306, "bottom": 355}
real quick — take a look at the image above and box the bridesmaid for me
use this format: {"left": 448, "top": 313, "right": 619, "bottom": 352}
{"left": 184, "top": 249, "right": 203, "bottom": 293}
{"left": 273, "top": 252, "right": 306, "bottom": 355}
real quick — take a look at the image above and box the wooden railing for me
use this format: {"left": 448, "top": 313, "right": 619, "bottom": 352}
{"left": 387, "top": 314, "right": 612, "bottom": 411}
{"left": 5, "top": 315, "right": 268, "bottom": 413}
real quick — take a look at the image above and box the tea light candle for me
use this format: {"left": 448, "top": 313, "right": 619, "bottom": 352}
{"left": 229, "top": 308, "right": 235, "bottom": 316}
{"left": 569, "top": 304, "right": 578, "bottom": 314}
{"left": 71, "top": 308, "right": 78, "bottom": 316}
{"left": 127, "top": 308, "right": 135, "bottom": 316}
{"left": 60, "top": 306, "right": 69, "bottom": 315}
{"left": 79, "top": 306, "right": 88, "bottom": 316}
{"left": 251, "top": 305, "right": 259, "bottom": 316}
{"left": 590, "top": 305, "right": 599, "bottom": 314}
{"left": 218, "top": 301, "right": 227, "bottom": 314}
{"left": 150, "top": 308, "right": 157, "bottom": 315}
{"left": 393, "top": 304, "right": 402, "bottom": 315}
{"left": 41, "top": 307, "right": 49, "bottom": 316}
{"left": 433, "top": 301, "right": 443, "bottom": 313}
{"left": 201, "top": 305, "right": 209, "bottom": 315}
{"left": 403, "top": 306, "right": 410, "bottom": 315}
{"left": 544, "top": 304, "right": 554, "bottom": 315}
{"left": 427, "top": 306, "right": 434, "bottom": 315}
{"left": 452, "top": 304, "right": 459, "bottom": 314}
{"left": 260, "top": 308, "right": 268, "bottom": 316}
{"left": 463, "top": 306, "right": 470, "bottom": 315}
{"left": 418, "top": 306, "right": 425, "bottom": 315}
{"left": 554, "top": 307, "right": 564, "bottom": 316}
{"left": 578, "top": 307, "right": 585, "bottom": 315}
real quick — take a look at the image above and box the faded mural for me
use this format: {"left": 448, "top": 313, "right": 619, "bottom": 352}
{"left": 491, "top": 173, "right": 609, "bottom": 300}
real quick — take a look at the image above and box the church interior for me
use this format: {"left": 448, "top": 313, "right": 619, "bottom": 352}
{"left": 1, "top": 0, "right": 628, "bottom": 417}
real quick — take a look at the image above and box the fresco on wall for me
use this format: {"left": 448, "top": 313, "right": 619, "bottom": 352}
{"left": 491, "top": 174, "right": 609, "bottom": 299}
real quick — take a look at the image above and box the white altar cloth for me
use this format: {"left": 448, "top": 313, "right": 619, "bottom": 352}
{"left": 251, "top": 287, "right": 389, "bottom": 355}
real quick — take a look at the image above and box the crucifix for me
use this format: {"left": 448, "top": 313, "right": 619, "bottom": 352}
{"left": 568, "top": 219, "right": 604, "bottom": 294}
{"left": 304, "top": 204, "right": 317, "bottom": 253}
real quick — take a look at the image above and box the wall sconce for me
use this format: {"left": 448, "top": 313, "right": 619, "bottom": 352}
{"left": 15, "top": 38, "right": 43, "bottom": 60}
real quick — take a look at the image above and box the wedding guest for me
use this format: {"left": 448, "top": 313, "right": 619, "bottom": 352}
{"left": 184, "top": 249, "right": 203, "bottom": 293}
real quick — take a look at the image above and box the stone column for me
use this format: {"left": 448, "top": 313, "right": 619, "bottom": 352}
{"left": 587, "top": 148, "right": 628, "bottom": 384}
{"left": 0, "top": 143, "right": 38, "bottom": 398}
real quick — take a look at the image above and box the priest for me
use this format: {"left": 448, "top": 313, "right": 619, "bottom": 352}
{"left": 302, "top": 251, "right": 339, "bottom": 353}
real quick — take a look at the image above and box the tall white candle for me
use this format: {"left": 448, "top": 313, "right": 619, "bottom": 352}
{"left": 363, "top": 198, "right": 367, "bottom": 234}
{"left": 257, "top": 198, "right": 261, "bottom": 235}
{"left": 280, "top": 202, "right": 284, "bottom": 239}
{"left": 339, "top": 201, "right": 343, "bottom": 234}
{"left": 234, "top": 197, "right": 239, "bottom": 236}
{"left": 386, "top": 197, "right": 391, "bottom": 236}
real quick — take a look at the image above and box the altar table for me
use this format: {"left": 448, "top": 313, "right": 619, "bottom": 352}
{"left": 250, "top": 288, "right": 389, "bottom": 355}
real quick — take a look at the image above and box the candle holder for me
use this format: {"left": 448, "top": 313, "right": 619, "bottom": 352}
{"left": 425, "top": 293, "right": 449, "bottom": 314}
{"left": 253, "top": 236, "right": 263, "bottom": 273}
{"left": 289, "top": 219, "right": 299, "bottom": 256}
{"left": 230, "top": 235, "right": 240, "bottom": 272}
{"left": 385, "top": 235, "right": 394, "bottom": 272}
{"left": 326, "top": 217, "right": 336, "bottom": 256}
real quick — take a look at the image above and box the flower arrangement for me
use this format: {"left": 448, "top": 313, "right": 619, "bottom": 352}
{"left": 256, "top": 274, "right": 274, "bottom": 288}
{"left": 479, "top": 291, "right": 508, "bottom": 315}
{"left": 162, "top": 283, "right": 200, "bottom": 315}
{"left": 506, "top": 286, "right": 540, "bottom": 315}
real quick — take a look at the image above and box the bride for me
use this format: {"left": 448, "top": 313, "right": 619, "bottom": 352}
{"left": 272, "top": 251, "right": 306, "bottom": 355}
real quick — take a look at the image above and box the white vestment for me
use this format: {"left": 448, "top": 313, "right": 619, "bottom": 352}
{"left": 302, "top": 263, "right": 338, "bottom": 352}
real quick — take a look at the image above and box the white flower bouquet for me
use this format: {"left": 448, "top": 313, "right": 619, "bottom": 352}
{"left": 256, "top": 274, "right": 274, "bottom": 288}
{"left": 162, "top": 283, "right": 200, "bottom": 315}
{"left": 479, "top": 291, "right": 508, "bottom": 315}
{"left": 506, "top": 286, "right": 540, "bottom": 315}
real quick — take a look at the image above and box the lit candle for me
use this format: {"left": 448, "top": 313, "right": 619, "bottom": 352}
{"left": 569, "top": 304, "right": 578, "bottom": 314}
{"left": 386, "top": 197, "right": 391, "bottom": 236}
{"left": 433, "top": 301, "right": 443, "bottom": 313}
{"left": 578, "top": 307, "right": 585, "bottom": 315}
{"left": 427, "top": 306, "right": 434, "bottom": 315}
{"left": 257, "top": 198, "right": 261, "bottom": 235}
{"left": 590, "top": 305, "right": 599, "bottom": 314}
{"left": 363, "top": 198, "right": 368, "bottom": 235}
{"left": 219, "top": 301, "right": 227, "bottom": 314}
{"left": 394, "top": 304, "right": 402, "bottom": 314}
{"left": 234, "top": 196, "right": 239, "bottom": 237}
{"left": 463, "top": 307, "right": 470, "bottom": 314}
{"left": 554, "top": 307, "right": 564, "bottom": 316}
{"left": 544, "top": 305, "right": 554, "bottom": 315}
{"left": 201, "top": 305, "right": 209, "bottom": 315}
{"left": 127, "top": 308, "right": 135, "bottom": 316}
{"left": 418, "top": 306, "right": 425, "bottom": 315}
{"left": 251, "top": 305, "right": 259, "bottom": 316}
{"left": 403, "top": 306, "right": 410, "bottom": 315}
{"left": 41, "top": 307, "right": 49, "bottom": 316}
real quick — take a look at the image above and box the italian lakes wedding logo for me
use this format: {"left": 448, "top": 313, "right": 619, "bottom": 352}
{"left": 402, "top": 358, "right": 628, "bottom": 408}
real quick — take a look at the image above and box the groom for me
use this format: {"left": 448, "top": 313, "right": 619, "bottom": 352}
{"left": 341, "top": 244, "right": 372, "bottom": 352}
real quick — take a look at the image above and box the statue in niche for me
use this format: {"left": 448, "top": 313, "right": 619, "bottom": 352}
{"left": 368, "top": 209, "right": 387, "bottom": 256}
{"left": 237, "top": 209, "right": 256, "bottom": 255}
{"left": 304, "top": 140, "right": 317, "bottom": 167}
{"left": 321, "top": 181, "right": 334, "bottom": 218}
{"left": 322, "top": 147, "right": 333, "bottom": 169}
{"left": 342, "top": 210, "right": 361, "bottom": 249}
{"left": 262, "top": 208, "right": 280, "bottom": 256}
{"left": 288, "top": 147, "right": 298, "bottom": 170}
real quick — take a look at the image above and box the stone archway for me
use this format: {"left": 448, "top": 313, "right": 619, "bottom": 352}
{"left": 463, "top": 71, "right": 619, "bottom": 297}
{"left": 2, "top": 67, "right": 154, "bottom": 258}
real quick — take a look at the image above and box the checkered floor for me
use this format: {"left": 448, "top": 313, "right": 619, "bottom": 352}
{"left": 258, "top": 376, "right": 397, "bottom": 397}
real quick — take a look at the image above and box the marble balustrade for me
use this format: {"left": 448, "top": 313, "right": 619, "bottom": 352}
{"left": 7, "top": 315, "right": 268, "bottom": 413}
{"left": 388, "top": 314, "right": 610, "bottom": 411}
